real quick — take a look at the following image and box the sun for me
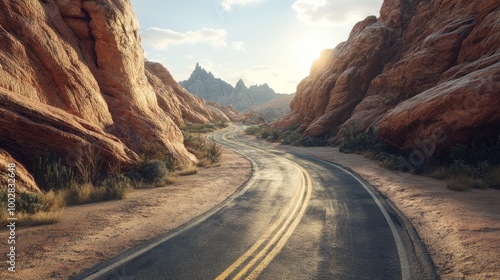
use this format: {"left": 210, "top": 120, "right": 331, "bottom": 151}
{"left": 294, "top": 34, "right": 331, "bottom": 72}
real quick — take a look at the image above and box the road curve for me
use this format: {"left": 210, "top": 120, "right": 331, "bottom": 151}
{"left": 75, "top": 125, "right": 437, "bottom": 280}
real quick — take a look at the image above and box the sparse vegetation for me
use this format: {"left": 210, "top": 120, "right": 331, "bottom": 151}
{"left": 177, "top": 166, "right": 198, "bottom": 176}
{"left": 33, "top": 153, "right": 76, "bottom": 190}
{"left": 0, "top": 189, "right": 65, "bottom": 226}
{"left": 339, "top": 123, "right": 382, "bottom": 154}
{"left": 183, "top": 132, "right": 223, "bottom": 167}
{"left": 337, "top": 124, "right": 500, "bottom": 191}
{"left": 245, "top": 125, "right": 328, "bottom": 147}
{"left": 7, "top": 121, "right": 231, "bottom": 227}
{"left": 181, "top": 121, "right": 229, "bottom": 133}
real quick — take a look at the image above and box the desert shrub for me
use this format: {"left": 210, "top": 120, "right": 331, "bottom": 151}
{"left": 16, "top": 211, "right": 62, "bottom": 227}
{"left": 339, "top": 123, "right": 381, "bottom": 153}
{"left": 244, "top": 125, "right": 261, "bottom": 135}
{"left": 449, "top": 160, "right": 493, "bottom": 180}
{"left": 182, "top": 121, "right": 228, "bottom": 133}
{"left": 74, "top": 145, "right": 104, "bottom": 184}
{"left": 426, "top": 166, "right": 450, "bottom": 180}
{"left": 183, "top": 132, "right": 223, "bottom": 167}
{"left": 33, "top": 153, "right": 76, "bottom": 190}
{"left": 375, "top": 152, "right": 401, "bottom": 170}
{"left": 206, "top": 141, "right": 223, "bottom": 164}
{"left": 259, "top": 127, "right": 273, "bottom": 140}
{"left": 0, "top": 189, "right": 66, "bottom": 226}
{"left": 447, "top": 176, "right": 487, "bottom": 191}
{"left": 65, "top": 183, "right": 104, "bottom": 205}
{"left": 17, "top": 192, "right": 44, "bottom": 214}
{"left": 138, "top": 160, "right": 169, "bottom": 183}
{"left": 293, "top": 136, "right": 329, "bottom": 147}
{"left": 281, "top": 131, "right": 303, "bottom": 145}
{"left": 178, "top": 166, "right": 198, "bottom": 176}
{"left": 40, "top": 190, "right": 66, "bottom": 212}
{"left": 99, "top": 174, "right": 132, "bottom": 200}
{"left": 141, "top": 143, "right": 177, "bottom": 168}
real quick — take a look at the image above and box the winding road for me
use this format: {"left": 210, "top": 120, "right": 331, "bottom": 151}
{"left": 76, "top": 125, "right": 437, "bottom": 280}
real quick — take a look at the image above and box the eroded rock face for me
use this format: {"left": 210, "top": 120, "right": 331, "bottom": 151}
{"left": 279, "top": 0, "right": 500, "bottom": 151}
{"left": 0, "top": 0, "right": 230, "bottom": 191}
{"left": 0, "top": 149, "right": 40, "bottom": 194}
{"left": 145, "top": 61, "right": 232, "bottom": 125}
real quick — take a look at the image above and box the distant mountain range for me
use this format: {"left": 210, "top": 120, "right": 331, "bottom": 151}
{"left": 180, "top": 63, "right": 279, "bottom": 112}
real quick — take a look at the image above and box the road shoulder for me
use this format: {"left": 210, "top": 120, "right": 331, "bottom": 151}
{"left": 245, "top": 135, "right": 500, "bottom": 280}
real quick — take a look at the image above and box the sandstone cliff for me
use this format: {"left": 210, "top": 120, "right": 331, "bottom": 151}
{"left": 0, "top": 0, "right": 230, "bottom": 192}
{"left": 279, "top": 0, "right": 499, "bottom": 151}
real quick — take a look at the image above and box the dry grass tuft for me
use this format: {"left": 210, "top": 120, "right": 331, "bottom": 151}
{"left": 177, "top": 165, "right": 198, "bottom": 176}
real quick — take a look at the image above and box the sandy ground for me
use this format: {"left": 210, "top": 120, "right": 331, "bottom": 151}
{"left": 0, "top": 147, "right": 251, "bottom": 280}
{"left": 246, "top": 136, "right": 500, "bottom": 280}
{"left": 1, "top": 136, "right": 499, "bottom": 280}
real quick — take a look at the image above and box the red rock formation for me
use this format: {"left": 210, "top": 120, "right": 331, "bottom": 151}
{"left": 0, "top": 149, "right": 40, "bottom": 194}
{"left": 279, "top": 0, "right": 500, "bottom": 151}
{"left": 0, "top": 0, "right": 232, "bottom": 191}
{"left": 145, "top": 61, "right": 232, "bottom": 124}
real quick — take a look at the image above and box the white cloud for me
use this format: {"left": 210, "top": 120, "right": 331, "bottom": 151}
{"left": 220, "top": 0, "right": 261, "bottom": 11}
{"left": 292, "top": 0, "right": 382, "bottom": 25}
{"left": 142, "top": 27, "right": 227, "bottom": 49}
{"left": 232, "top": 41, "right": 245, "bottom": 50}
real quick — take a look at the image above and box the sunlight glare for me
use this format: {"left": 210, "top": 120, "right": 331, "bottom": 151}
{"left": 294, "top": 34, "right": 332, "bottom": 72}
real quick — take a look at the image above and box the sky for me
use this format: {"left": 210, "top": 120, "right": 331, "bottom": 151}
{"left": 130, "top": 0, "right": 383, "bottom": 94}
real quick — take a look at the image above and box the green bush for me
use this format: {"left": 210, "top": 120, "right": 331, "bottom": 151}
{"left": 339, "top": 123, "right": 381, "bottom": 153}
{"left": 281, "top": 131, "right": 303, "bottom": 145}
{"left": 293, "top": 136, "right": 329, "bottom": 147}
{"left": 206, "top": 141, "right": 223, "bottom": 164}
{"left": 449, "top": 160, "right": 493, "bottom": 180}
{"left": 181, "top": 121, "right": 228, "bottom": 133}
{"left": 100, "top": 174, "right": 132, "bottom": 200}
{"left": 138, "top": 160, "right": 169, "bottom": 183}
{"left": 244, "top": 126, "right": 261, "bottom": 135}
{"left": 17, "top": 192, "right": 43, "bottom": 214}
{"left": 376, "top": 152, "right": 401, "bottom": 170}
{"left": 33, "top": 153, "right": 76, "bottom": 190}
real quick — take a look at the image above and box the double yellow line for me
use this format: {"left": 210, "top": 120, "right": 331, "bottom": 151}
{"left": 215, "top": 128, "right": 313, "bottom": 279}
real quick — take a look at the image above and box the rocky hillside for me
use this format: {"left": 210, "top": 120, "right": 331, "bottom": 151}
{"left": 246, "top": 94, "right": 295, "bottom": 123}
{"left": 0, "top": 0, "right": 230, "bottom": 192}
{"left": 180, "top": 63, "right": 278, "bottom": 112}
{"left": 279, "top": 0, "right": 499, "bottom": 152}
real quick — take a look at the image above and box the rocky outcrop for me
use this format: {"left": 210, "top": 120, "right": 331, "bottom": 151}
{"left": 279, "top": 0, "right": 500, "bottom": 151}
{"left": 206, "top": 102, "right": 243, "bottom": 123}
{"left": 0, "top": 149, "right": 40, "bottom": 194}
{"left": 247, "top": 94, "right": 295, "bottom": 123}
{"left": 0, "top": 0, "right": 232, "bottom": 191}
{"left": 180, "top": 63, "right": 279, "bottom": 112}
{"left": 145, "top": 61, "right": 232, "bottom": 125}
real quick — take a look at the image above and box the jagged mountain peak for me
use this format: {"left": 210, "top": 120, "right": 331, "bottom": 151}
{"left": 180, "top": 64, "right": 279, "bottom": 112}
{"left": 235, "top": 79, "right": 248, "bottom": 91}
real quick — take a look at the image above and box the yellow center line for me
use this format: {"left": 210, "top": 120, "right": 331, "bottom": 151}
{"left": 233, "top": 169, "right": 306, "bottom": 280}
{"left": 215, "top": 162, "right": 303, "bottom": 280}
{"left": 215, "top": 127, "right": 313, "bottom": 280}
{"left": 246, "top": 164, "right": 313, "bottom": 279}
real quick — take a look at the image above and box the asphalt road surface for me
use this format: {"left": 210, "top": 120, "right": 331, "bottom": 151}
{"left": 75, "top": 125, "right": 437, "bottom": 280}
